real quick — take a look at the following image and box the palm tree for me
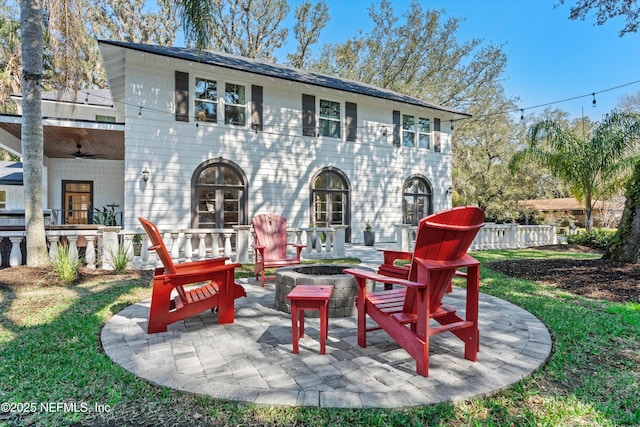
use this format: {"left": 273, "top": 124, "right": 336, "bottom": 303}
{"left": 20, "top": 0, "right": 48, "bottom": 266}
{"left": 511, "top": 111, "right": 640, "bottom": 232}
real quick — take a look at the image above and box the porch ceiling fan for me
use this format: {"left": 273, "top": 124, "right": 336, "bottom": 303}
{"left": 71, "top": 143, "right": 104, "bottom": 159}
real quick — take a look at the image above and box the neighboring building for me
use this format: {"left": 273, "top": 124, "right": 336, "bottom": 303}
{"left": 0, "top": 40, "right": 469, "bottom": 244}
{"left": 519, "top": 197, "right": 624, "bottom": 228}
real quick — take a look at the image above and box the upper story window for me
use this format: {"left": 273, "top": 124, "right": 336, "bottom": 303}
{"left": 418, "top": 117, "right": 431, "bottom": 149}
{"left": 402, "top": 114, "right": 415, "bottom": 147}
{"left": 224, "top": 83, "right": 246, "bottom": 126}
{"left": 319, "top": 99, "right": 341, "bottom": 138}
{"left": 0, "top": 190, "right": 6, "bottom": 209}
{"left": 195, "top": 78, "right": 217, "bottom": 122}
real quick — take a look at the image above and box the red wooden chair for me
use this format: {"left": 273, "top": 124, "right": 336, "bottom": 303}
{"left": 139, "top": 217, "right": 247, "bottom": 334}
{"left": 344, "top": 206, "right": 485, "bottom": 377}
{"left": 252, "top": 214, "right": 305, "bottom": 287}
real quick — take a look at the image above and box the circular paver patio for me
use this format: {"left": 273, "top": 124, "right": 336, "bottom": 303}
{"left": 101, "top": 279, "right": 552, "bottom": 408}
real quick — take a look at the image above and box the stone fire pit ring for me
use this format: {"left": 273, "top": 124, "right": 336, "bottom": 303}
{"left": 274, "top": 264, "right": 375, "bottom": 317}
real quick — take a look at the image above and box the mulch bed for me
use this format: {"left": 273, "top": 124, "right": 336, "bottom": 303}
{"left": 488, "top": 249, "right": 640, "bottom": 304}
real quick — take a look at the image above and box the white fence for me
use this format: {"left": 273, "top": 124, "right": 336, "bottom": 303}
{"left": 0, "top": 223, "right": 557, "bottom": 270}
{"left": 394, "top": 223, "right": 558, "bottom": 252}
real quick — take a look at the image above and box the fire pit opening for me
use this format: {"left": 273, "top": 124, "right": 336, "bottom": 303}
{"left": 274, "top": 264, "right": 375, "bottom": 317}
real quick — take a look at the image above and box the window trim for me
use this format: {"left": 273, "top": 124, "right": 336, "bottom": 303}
{"left": 318, "top": 97, "right": 342, "bottom": 139}
{"left": 309, "top": 166, "right": 352, "bottom": 242}
{"left": 402, "top": 114, "right": 415, "bottom": 148}
{"left": 194, "top": 77, "right": 218, "bottom": 123}
{"left": 223, "top": 82, "right": 247, "bottom": 126}
{"left": 402, "top": 175, "right": 433, "bottom": 225}
{"left": 418, "top": 117, "right": 431, "bottom": 149}
{"left": 193, "top": 76, "right": 250, "bottom": 127}
{"left": 191, "top": 157, "right": 249, "bottom": 229}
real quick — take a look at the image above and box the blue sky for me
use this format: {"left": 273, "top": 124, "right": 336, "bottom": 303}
{"left": 270, "top": 0, "right": 640, "bottom": 122}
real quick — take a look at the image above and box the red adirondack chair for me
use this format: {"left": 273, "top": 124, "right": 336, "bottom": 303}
{"left": 139, "top": 217, "right": 247, "bottom": 334}
{"left": 252, "top": 214, "right": 305, "bottom": 287}
{"left": 344, "top": 206, "right": 485, "bottom": 377}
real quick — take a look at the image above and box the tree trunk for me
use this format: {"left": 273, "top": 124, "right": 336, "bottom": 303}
{"left": 20, "top": 0, "right": 49, "bottom": 267}
{"left": 605, "top": 161, "right": 640, "bottom": 263}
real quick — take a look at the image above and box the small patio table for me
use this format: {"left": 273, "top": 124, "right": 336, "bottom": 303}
{"left": 286, "top": 285, "right": 333, "bottom": 354}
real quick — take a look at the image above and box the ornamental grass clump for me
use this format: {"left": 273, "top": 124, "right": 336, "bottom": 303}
{"left": 52, "top": 244, "right": 81, "bottom": 283}
{"left": 105, "top": 244, "right": 133, "bottom": 274}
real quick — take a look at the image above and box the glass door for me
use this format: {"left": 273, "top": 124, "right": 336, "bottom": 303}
{"left": 62, "top": 181, "right": 92, "bottom": 224}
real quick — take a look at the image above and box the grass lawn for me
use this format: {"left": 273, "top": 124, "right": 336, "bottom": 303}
{"left": 0, "top": 250, "right": 638, "bottom": 426}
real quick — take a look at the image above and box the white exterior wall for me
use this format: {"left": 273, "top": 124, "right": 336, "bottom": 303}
{"left": 47, "top": 158, "right": 124, "bottom": 216}
{"left": 120, "top": 51, "right": 453, "bottom": 243}
{"left": 0, "top": 185, "right": 27, "bottom": 210}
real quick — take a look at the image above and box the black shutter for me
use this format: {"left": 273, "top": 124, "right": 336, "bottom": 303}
{"left": 251, "top": 85, "right": 263, "bottom": 132}
{"left": 302, "top": 94, "right": 316, "bottom": 137}
{"left": 392, "top": 110, "right": 401, "bottom": 147}
{"left": 175, "top": 71, "right": 189, "bottom": 122}
{"left": 434, "top": 118, "right": 441, "bottom": 152}
{"left": 345, "top": 102, "right": 357, "bottom": 142}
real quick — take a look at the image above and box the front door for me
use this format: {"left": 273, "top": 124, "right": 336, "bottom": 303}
{"left": 62, "top": 181, "right": 93, "bottom": 224}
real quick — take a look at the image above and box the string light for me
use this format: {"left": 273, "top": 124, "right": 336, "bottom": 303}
{"left": 48, "top": 77, "right": 640, "bottom": 129}
{"left": 520, "top": 109, "right": 524, "bottom": 121}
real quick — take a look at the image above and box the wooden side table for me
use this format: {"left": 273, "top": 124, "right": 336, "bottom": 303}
{"left": 286, "top": 285, "right": 333, "bottom": 354}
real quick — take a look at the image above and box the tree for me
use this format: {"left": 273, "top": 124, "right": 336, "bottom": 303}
{"left": 510, "top": 111, "right": 640, "bottom": 231}
{"left": 87, "top": 0, "right": 179, "bottom": 46}
{"left": 286, "top": 0, "right": 328, "bottom": 69}
{"left": 184, "top": 0, "right": 289, "bottom": 60}
{"left": 618, "top": 90, "right": 640, "bottom": 112}
{"left": 561, "top": 0, "right": 640, "bottom": 261}
{"left": 560, "top": 0, "right": 640, "bottom": 36}
{"left": 20, "top": 0, "right": 49, "bottom": 266}
{"left": 0, "top": 3, "right": 20, "bottom": 113}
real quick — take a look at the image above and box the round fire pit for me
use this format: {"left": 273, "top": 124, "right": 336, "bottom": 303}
{"left": 274, "top": 264, "right": 375, "bottom": 317}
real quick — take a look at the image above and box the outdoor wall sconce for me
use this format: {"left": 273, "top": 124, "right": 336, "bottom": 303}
{"left": 142, "top": 168, "right": 150, "bottom": 183}
{"left": 446, "top": 186, "right": 453, "bottom": 196}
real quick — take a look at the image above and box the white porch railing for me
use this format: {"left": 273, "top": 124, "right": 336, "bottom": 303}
{"left": 1, "top": 223, "right": 557, "bottom": 270}
{"left": 394, "top": 223, "right": 558, "bottom": 252}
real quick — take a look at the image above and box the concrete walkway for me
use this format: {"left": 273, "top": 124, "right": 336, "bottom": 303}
{"left": 101, "top": 245, "right": 552, "bottom": 409}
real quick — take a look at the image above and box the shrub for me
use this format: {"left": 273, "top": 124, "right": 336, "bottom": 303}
{"left": 105, "top": 244, "right": 132, "bottom": 274}
{"left": 567, "top": 228, "right": 616, "bottom": 250}
{"left": 52, "top": 244, "right": 81, "bottom": 283}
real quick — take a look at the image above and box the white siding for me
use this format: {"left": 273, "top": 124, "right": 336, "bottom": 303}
{"left": 47, "top": 158, "right": 124, "bottom": 215}
{"left": 118, "top": 50, "right": 454, "bottom": 243}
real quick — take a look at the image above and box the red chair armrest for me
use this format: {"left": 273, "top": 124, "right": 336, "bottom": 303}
{"left": 343, "top": 267, "right": 423, "bottom": 289}
{"left": 378, "top": 249, "right": 412, "bottom": 265}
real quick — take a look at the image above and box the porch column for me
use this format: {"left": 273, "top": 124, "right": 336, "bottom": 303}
{"left": 394, "top": 224, "right": 413, "bottom": 251}
{"left": 100, "top": 226, "right": 121, "bottom": 270}
{"left": 333, "top": 225, "right": 348, "bottom": 258}
{"left": 233, "top": 225, "right": 251, "bottom": 264}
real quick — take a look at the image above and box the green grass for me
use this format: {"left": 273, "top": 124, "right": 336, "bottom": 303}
{"left": 0, "top": 250, "right": 638, "bottom": 426}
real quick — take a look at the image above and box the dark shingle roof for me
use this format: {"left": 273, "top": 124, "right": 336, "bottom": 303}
{"left": 98, "top": 40, "right": 470, "bottom": 118}
{"left": 0, "top": 162, "right": 23, "bottom": 185}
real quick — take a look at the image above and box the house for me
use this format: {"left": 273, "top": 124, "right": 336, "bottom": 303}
{"left": 0, "top": 40, "right": 470, "bottom": 244}
{"left": 519, "top": 197, "right": 623, "bottom": 228}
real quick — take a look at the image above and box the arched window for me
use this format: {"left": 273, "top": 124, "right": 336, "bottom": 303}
{"left": 310, "top": 167, "right": 351, "bottom": 242}
{"left": 403, "top": 175, "right": 433, "bottom": 225}
{"left": 192, "top": 158, "right": 248, "bottom": 228}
